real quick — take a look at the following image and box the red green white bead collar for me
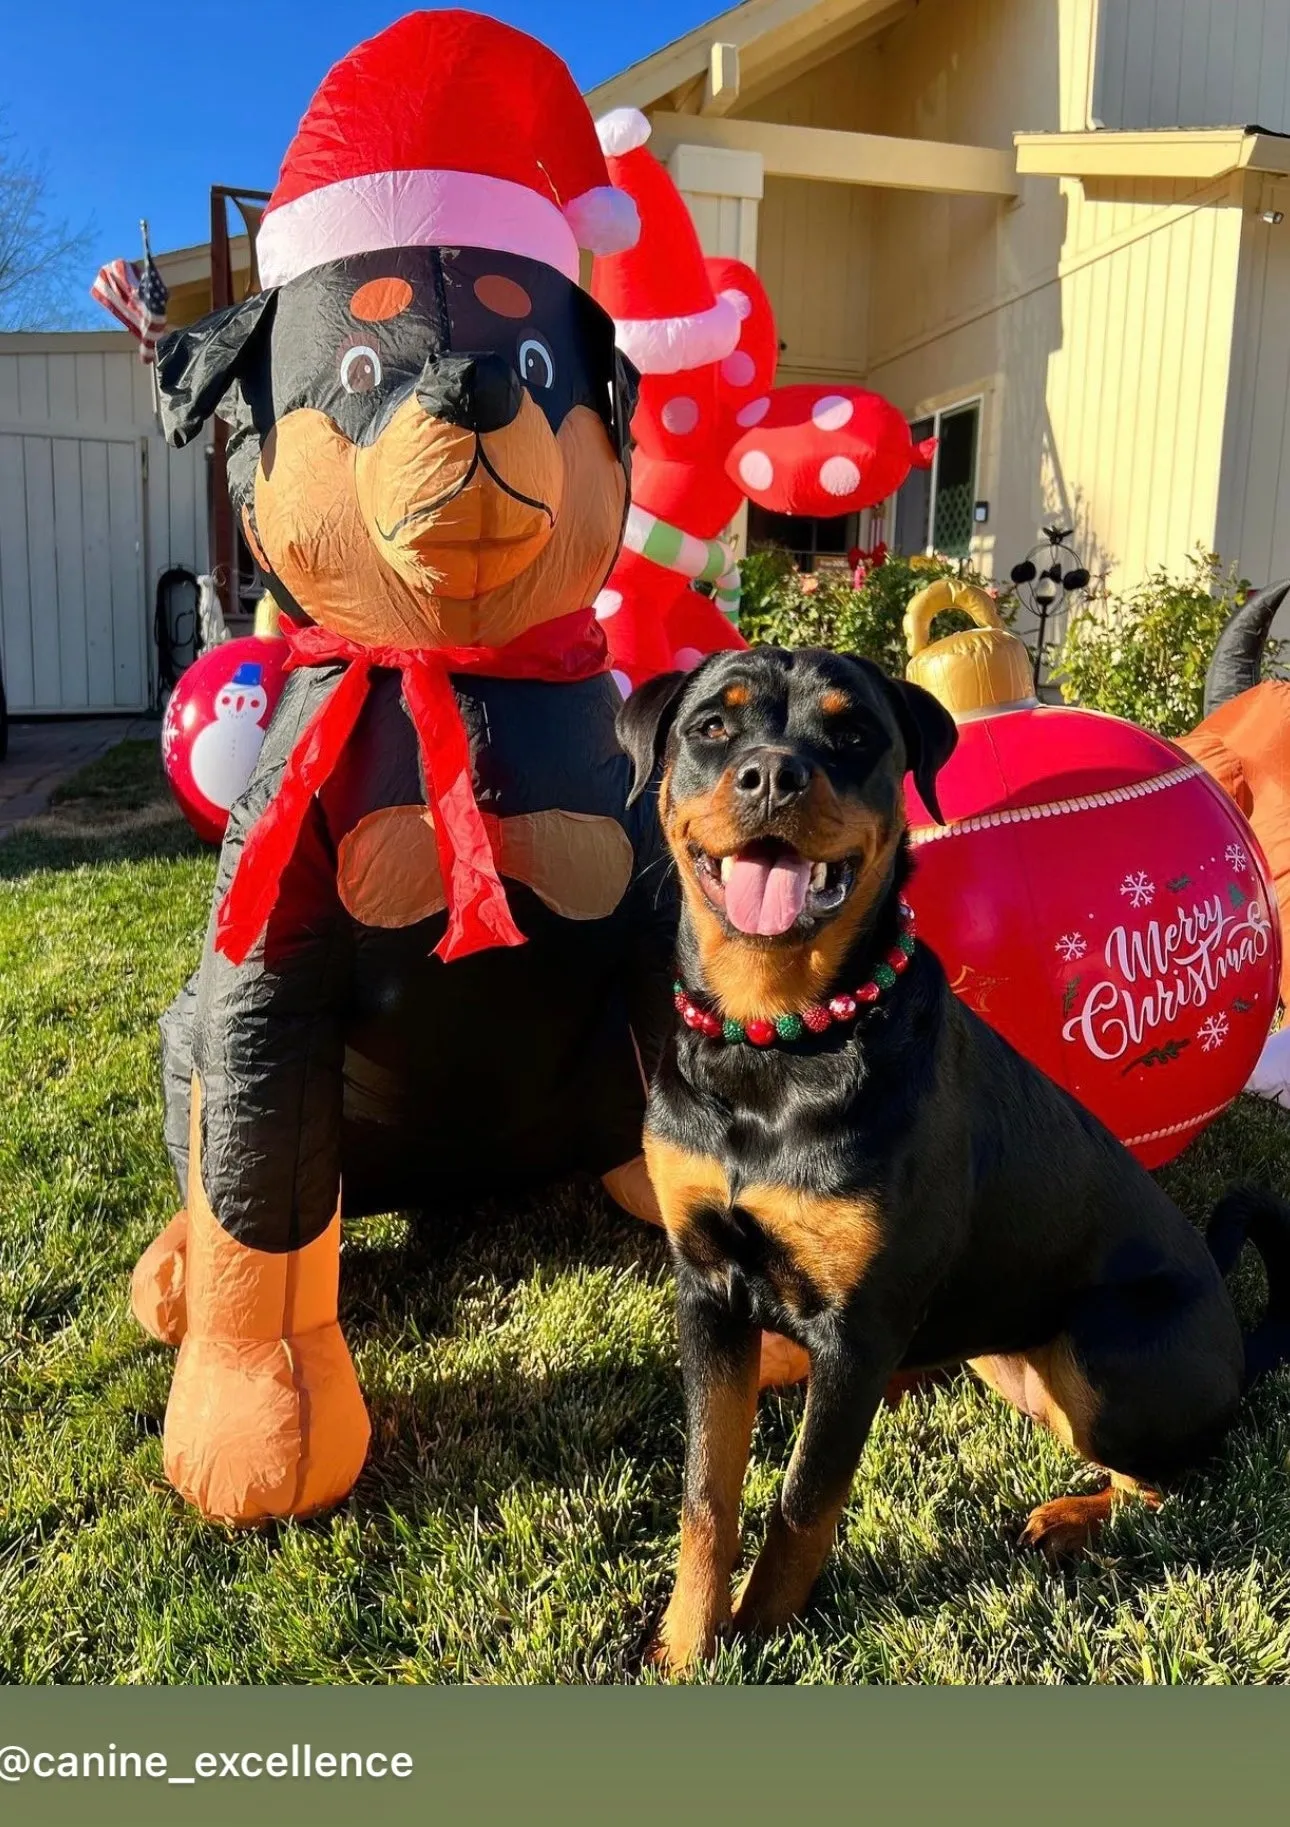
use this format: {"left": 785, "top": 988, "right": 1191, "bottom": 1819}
{"left": 673, "top": 900, "right": 916, "bottom": 1047}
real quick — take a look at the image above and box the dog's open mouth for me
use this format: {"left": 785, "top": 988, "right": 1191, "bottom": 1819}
{"left": 692, "top": 837, "right": 856, "bottom": 937}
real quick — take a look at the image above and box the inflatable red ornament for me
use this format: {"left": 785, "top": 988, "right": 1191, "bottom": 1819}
{"left": 160, "top": 635, "right": 288, "bottom": 843}
{"left": 900, "top": 579, "right": 1280, "bottom": 1167}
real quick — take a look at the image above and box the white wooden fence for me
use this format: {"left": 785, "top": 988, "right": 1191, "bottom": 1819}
{"left": 0, "top": 331, "right": 209, "bottom": 715}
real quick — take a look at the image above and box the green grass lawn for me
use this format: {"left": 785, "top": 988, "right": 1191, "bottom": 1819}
{"left": 4, "top": 738, "right": 1290, "bottom": 1684}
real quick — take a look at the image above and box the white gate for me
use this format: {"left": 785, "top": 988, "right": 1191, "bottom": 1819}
{"left": 0, "top": 427, "right": 148, "bottom": 714}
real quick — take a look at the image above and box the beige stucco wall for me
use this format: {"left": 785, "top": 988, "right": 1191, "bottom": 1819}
{"left": 706, "top": 0, "right": 1254, "bottom": 638}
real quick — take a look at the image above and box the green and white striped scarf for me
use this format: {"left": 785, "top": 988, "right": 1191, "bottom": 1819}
{"left": 621, "top": 504, "right": 742, "bottom": 623}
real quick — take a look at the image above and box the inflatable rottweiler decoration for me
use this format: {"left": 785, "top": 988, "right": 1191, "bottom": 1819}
{"left": 130, "top": 11, "right": 673, "bottom": 1523}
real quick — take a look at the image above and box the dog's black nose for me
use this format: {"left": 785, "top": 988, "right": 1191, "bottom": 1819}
{"left": 733, "top": 748, "right": 812, "bottom": 812}
{"left": 416, "top": 352, "right": 523, "bottom": 434}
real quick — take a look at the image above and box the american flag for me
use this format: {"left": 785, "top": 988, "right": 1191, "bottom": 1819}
{"left": 90, "top": 252, "right": 169, "bottom": 363}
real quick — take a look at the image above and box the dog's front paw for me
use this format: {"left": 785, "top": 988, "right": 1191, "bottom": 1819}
{"left": 647, "top": 1595, "right": 727, "bottom": 1676}
{"left": 162, "top": 1323, "right": 370, "bottom": 1524}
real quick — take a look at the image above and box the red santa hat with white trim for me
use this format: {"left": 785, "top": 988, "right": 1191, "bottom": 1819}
{"left": 591, "top": 110, "right": 741, "bottom": 374}
{"left": 256, "top": 10, "right": 640, "bottom": 291}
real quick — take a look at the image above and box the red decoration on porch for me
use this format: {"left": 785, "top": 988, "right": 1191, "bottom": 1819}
{"left": 590, "top": 112, "right": 935, "bottom": 691}
{"left": 901, "top": 580, "right": 1280, "bottom": 1168}
{"left": 160, "top": 636, "right": 288, "bottom": 844}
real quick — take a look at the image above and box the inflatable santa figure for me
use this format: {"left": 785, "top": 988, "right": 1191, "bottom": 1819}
{"left": 590, "top": 110, "right": 936, "bottom": 690}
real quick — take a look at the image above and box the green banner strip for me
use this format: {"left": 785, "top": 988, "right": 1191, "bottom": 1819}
{"left": 0, "top": 1688, "right": 1286, "bottom": 1827}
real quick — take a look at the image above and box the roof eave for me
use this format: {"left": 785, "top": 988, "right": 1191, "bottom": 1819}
{"left": 1014, "top": 128, "right": 1290, "bottom": 183}
{"left": 587, "top": 0, "right": 910, "bottom": 115}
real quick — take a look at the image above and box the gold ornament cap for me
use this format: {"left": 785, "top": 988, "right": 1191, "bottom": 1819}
{"left": 253, "top": 593, "right": 284, "bottom": 639}
{"left": 903, "top": 578, "right": 1037, "bottom": 719}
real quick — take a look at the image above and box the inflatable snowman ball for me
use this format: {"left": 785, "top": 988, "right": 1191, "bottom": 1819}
{"left": 161, "top": 637, "right": 288, "bottom": 844}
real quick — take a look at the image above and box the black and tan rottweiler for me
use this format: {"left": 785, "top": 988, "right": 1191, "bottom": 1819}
{"left": 617, "top": 644, "right": 1290, "bottom": 1672}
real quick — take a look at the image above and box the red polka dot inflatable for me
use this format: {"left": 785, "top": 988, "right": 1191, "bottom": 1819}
{"left": 728, "top": 384, "right": 934, "bottom": 524}
{"left": 901, "top": 581, "right": 1280, "bottom": 1167}
{"left": 590, "top": 111, "right": 934, "bottom": 690}
{"left": 161, "top": 636, "right": 289, "bottom": 844}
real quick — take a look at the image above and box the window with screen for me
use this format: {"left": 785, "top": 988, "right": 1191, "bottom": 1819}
{"left": 891, "top": 399, "right": 981, "bottom": 559}
{"left": 745, "top": 506, "right": 861, "bottom": 571}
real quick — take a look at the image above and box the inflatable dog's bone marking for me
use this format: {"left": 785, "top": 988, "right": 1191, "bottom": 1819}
{"left": 132, "top": 11, "right": 677, "bottom": 1524}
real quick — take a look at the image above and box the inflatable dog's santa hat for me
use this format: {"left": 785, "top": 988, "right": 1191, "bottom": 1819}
{"left": 592, "top": 110, "right": 741, "bottom": 373}
{"left": 256, "top": 10, "right": 640, "bottom": 289}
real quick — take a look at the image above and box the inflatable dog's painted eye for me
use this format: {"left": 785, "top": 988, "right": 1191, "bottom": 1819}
{"left": 518, "top": 335, "right": 555, "bottom": 391}
{"left": 340, "top": 344, "right": 383, "bottom": 395}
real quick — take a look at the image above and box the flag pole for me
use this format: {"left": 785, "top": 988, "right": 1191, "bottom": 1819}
{"left": 140, "top": 217, "right": 163, "bottom": 430}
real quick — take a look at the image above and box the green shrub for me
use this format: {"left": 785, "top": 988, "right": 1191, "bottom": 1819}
{"left": 740, "top": 547, "right": 1010, "bottom": 676}
{"left": 1053, "top": 548, "right": 1282, "bottom": 737}
{"left": 736, "top": 547, "right": 803, "bottom": 630}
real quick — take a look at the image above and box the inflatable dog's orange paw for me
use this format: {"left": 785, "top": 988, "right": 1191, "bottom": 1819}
{"left": 758, "top": 1332, "right": 810, "bottom": 1388}
{"left": 162, "top": 1322, "right": 370, "bottom": 1524}
{"left": 131, "top": 1210, "right": 190, "bottom": 1346}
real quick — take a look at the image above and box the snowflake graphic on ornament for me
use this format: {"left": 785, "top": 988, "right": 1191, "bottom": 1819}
{"left": 1055, "top": 932, "right": 1087, "bottom": 962}
{"left": 1225, "top": 843, "right": 1248, "bottom": 870}
{"left": 1197, "top": 1013, "right": 1230, "bottom": 1053}
{"left": 1119, "top": 871, "right": 1156, "bottom": 909}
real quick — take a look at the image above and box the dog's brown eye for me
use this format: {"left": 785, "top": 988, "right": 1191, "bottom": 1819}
{"left": 698, "top": 715, "right": 728, "bottom": 741}
{"left": 340, "top": 344, "right": 382, "bottom": 394}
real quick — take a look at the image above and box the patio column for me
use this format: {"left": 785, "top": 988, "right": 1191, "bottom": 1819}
{"left": 667, "top": 143, "right": 764, "bottom": 263}
{"left": 667, "top": 143, "right": 764, "bottom": 561}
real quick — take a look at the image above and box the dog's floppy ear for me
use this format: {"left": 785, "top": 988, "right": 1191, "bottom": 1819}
{"left": 616, "top": 669, "right": 689, "bottom": 806}
{"left": 881, "top": 675, "right": 958, "bottom": 825}
{"left": 851, "top": 661, "right": 957, "bottom": 824}
{"left": 155, "top": 291, "right": 277, "bottom": 449}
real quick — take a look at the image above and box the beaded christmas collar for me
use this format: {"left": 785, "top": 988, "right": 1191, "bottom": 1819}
{"left": 673, "top": 899, "right": 916, "bottom": 1047}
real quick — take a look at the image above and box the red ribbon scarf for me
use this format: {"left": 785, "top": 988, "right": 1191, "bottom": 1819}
{"left": 214, "top": 608, "right": 609, "bottom": 966}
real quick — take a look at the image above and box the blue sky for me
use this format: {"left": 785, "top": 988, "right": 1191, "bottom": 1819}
{"left": 5, "top": 0, "right": 711, "bottom": 327}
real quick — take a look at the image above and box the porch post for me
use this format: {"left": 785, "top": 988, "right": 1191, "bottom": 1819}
{"left": 666, "top": 143, "right": 765, "bottom": 561}
{"left": 666, "top": 143, "right": 764, "bottom": 262}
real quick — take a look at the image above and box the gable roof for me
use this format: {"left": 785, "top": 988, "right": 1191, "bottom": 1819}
{"left": 587, "top": 0, "right": 911, "bottom": 116}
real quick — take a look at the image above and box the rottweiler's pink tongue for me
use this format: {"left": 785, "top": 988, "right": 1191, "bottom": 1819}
{"left": 724, "top": 849, "right": 811, "bottom": 935}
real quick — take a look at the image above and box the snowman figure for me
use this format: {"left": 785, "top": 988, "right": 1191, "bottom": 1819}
{"left": 189, "top": 662, "right": 271, "bottom": 813}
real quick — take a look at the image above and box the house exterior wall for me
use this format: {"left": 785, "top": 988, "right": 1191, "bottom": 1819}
{"left": 1214, "top": 175, "right": 1290, "bottom": 623}
{"left": 711, "top": 0, "right": 1255, "bottom": 636}
{"left": 0, "top": 331, "right": 209, "bottom": 713}
{"left": 758, "top": 177, "right": 872, "bottom": 381}
{"left": 1095, "top": 0, "right": 1290, "bottom": 133}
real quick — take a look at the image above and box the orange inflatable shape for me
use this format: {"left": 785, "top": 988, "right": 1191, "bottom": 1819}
{"left": 1177, "top": 582, "right": 1290, "bottom": 1005}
